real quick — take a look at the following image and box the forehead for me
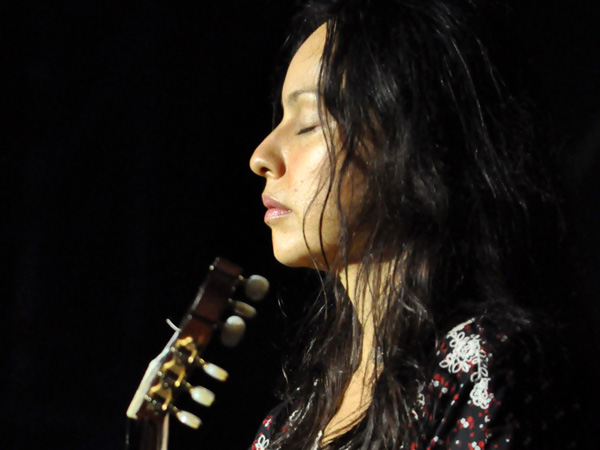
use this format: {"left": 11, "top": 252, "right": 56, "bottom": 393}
{"left": 281, "top": 24, "right": 327, "bottom": 106}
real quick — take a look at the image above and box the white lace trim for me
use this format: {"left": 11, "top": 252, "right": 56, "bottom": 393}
{"left": 439, "top": 319, "right": 494, "bottom": 409}
{"left": 254, "top": 434, "right": 270, "bottom": 450}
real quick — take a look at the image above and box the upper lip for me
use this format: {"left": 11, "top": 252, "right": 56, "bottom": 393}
{"left": 262, "top": 194, "right": 290, "bottom": 211}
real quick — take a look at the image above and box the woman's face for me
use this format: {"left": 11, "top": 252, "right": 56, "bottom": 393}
{"left": 250, "top": 25, "right": 362, "bottom": 269}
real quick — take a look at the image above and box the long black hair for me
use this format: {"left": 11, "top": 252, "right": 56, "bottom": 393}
{"left": 269, "top": 1, "right": 559, "bottom": 448}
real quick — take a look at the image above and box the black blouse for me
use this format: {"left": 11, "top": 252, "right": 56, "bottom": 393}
{"left": 250, "top": 318, "right": 582, "bottom": 449}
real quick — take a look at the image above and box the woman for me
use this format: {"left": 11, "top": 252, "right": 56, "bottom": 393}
{"left": 249, "top": 0, "right": 580, "bottom": 448}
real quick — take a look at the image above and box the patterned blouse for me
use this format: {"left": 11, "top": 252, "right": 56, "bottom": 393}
{"left": 250, "top": 317, "right": 581, "bottom": 449}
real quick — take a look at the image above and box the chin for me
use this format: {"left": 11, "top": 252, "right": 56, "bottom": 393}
{"left": 273, "top": 242, "right": 337, "bottom": 271}
{"left": 273, "top": 248, "right": 315, "bottom": 269}
{"left": 270, "top": 230, "right": 338, "bottom": 270}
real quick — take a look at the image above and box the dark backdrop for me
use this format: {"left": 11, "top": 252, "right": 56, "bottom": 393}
{"left": 3, "top": 2, "right": 600, "bottom": 449}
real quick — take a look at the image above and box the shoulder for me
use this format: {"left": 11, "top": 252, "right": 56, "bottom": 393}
{"left": 435, "top": 317, "right": 533, "bottom": 401}
{"left": 416, "top": 317, "right": 579, "bottom": 449}
{"left": 434, "top": 318, "right": 502, "bottom": 410}
{"left": 249, "top": 403, "right": 285, "bottom": 450}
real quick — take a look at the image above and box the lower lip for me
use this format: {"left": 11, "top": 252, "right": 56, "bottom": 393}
{"left": 264, "top": 208, "right": 292, "bottom": 222}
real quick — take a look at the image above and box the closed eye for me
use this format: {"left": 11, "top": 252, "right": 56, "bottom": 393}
{"left": 297, "top": 125, "right": 318, "bottom": 135}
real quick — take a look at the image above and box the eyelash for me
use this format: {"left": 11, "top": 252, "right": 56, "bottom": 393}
{"left": 297, "top": 125, "right": 318, "bottom": 135}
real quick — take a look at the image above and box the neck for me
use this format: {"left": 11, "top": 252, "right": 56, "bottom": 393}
{"left": 320, "top": 264, "right": 378, "bottom": 444}
{"left": 339, "top": 263, "right": 374, "bottom": 346}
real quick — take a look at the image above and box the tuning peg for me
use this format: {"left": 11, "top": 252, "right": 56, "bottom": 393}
{"left": 173, "top": 406, "right": 202, "bottom": 429}
{"left": 221, "top": 315, "right": 246, "bottom": 348}
{"left": 197, "top": 357, "right": 229, "bottom": 381}
{"left": 244, "top": 274, "right": 270, "bottom": 301}
{"left": 231, "top": 300, "right": 257, "bottom": 319}
{"left": 185, "top": 383, "right": 215, "bottom": 407}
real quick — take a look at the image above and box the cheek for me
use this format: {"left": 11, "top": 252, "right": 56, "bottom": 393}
{"left": 300, "top": 178, "right": 344, "bottom": 262}
{"left": 289, "top": 141, "right": 329, "bottom": 177}
{"left": 311, "top": 163, "right": 368, "bottom": 264}
{"left": 287, "top": 141, "right": 330, "bottom": 208}
{"left": 271, "top": 133, "right": 353, "bottom": 268}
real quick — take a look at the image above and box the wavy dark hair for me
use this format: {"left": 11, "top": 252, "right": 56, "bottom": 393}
{"left": 269, "top": 1, "right": 558, "bottom": 449}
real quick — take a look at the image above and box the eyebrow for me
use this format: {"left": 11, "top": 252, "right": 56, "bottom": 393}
{"left": 283, "top": 88, "right": 318, "bottom": 107}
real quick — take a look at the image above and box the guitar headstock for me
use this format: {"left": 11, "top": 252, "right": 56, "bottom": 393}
{"left": 126, "top": 257, "right": 269, "bottom": 431}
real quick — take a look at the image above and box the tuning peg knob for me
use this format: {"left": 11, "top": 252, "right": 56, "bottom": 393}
{"left": 197, "top": 358, "right": 229, "bottom": 381}
{"left": 232, "top": 300, "right": 257, "bottom": 319}
{"left": 188, "top": 384, "right": 215, "bottom": 407}
{"left": 244, "top": 275, "right": 269, "bottom": 301}
{"left": 175, "top": 409, "right": 202, "bottom": 429}
{"left": 220, "top": 315, "right": 246, "bottom": 347}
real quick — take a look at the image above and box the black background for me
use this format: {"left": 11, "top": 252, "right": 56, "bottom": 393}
{"left": 3, "top": 1, "right": 600, "bottom": 449}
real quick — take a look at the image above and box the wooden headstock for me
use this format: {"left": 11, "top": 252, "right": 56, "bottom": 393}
{"left": 126, "top": 258, "right": 269, "bottom": 450}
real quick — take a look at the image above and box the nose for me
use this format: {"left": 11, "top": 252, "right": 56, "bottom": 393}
{"left": 249, "top": 128, "right": 285, "bottom": 179}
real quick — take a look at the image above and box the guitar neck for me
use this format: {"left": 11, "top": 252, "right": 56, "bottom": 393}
{"left": 126, "top": 415, "right": 168, "bottom": 450}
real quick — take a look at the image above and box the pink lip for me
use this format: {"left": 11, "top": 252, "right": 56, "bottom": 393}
{"left": 262, "top": 194, "right": 292, "bottom": 222}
